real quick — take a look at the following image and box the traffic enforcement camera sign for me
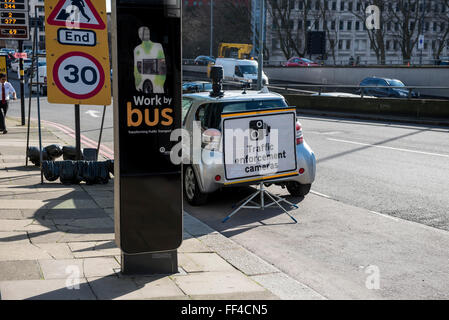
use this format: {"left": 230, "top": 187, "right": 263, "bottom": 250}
{"left": 45, "top": 0, "right": 111, "bottom": 105}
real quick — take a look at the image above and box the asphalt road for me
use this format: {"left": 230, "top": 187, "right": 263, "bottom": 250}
{"left": 301, "top": 115, "right": 449, "bottom": 231}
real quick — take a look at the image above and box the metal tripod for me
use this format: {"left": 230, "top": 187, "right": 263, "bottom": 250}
{"left": 222, "top": 182, "right": 298, "bottom": 223}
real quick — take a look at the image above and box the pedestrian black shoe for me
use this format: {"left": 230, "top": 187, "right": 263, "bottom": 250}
{"left": 2, "top": 130, "right": 7, "bottom": 134}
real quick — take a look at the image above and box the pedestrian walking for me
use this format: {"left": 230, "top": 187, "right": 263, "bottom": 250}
{"left": 0, "top": 73, "right": 17, "bottom": 134}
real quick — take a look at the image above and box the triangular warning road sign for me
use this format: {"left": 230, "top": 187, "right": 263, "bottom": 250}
{"left": 47, "top": 0, "right": 106, "bottom": 30}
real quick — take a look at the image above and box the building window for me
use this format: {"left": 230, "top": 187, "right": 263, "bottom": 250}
{"left": 338, "top": 40, "right": 343, "bottom": 50}
{"left": 314, "top": 20, "right": 319, "bottom": 30}
{"left": 355, "top": 21, "right": 360, "bottom": 30}
{"left": 386, "top": 40, "right": 391, "bottom": 50}
{"left": 332, "top": 1, "right": 337, "bottom": 10}
{"left": 331, "top": 20, "right": 336, "bottom": 30}
{"left": 348, "top": 2, "right": 353, "bottom": 11}
{"left": 340, "top": 1, "right": 345, "bottom": 11}
{"left": 347, "top": 21, "right": 352, "bottom": 30}
{"left": 298, "top": 20, "right": 303, "bottom": 30}
{"left": 339, "top": 20, "right": 344, "bottom": 30}
{"left": 346, "top": 40, "right": 351, "bottom": 50}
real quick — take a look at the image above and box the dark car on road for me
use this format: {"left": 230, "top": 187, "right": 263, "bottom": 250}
{"left": 182, "top": 81, "right": 212, "bottom": 93}
{"left": 358, "top": 77, "right": 419, "bottom": 98}
{"left": 194, "top": 55, "right": 215, "bottom": 65}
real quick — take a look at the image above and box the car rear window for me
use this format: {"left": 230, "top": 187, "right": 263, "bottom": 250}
{"left": 196, "top": 99, "right": 289, "bottom": 130}
{"left": 221, "top": 99, "right": 288, "bottom": 113}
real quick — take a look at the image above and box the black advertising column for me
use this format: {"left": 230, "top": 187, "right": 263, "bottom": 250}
{"left": 111, "top": 0, "right": 182, "bottom": 274}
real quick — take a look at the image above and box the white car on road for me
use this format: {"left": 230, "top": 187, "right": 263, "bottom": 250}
{"left": 182, "top": 88, "right": 316, "bottom": 205}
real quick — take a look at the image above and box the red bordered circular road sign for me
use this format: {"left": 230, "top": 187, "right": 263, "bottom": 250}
{"left": 53, "top": 51, "right": 105, "bottom": 100}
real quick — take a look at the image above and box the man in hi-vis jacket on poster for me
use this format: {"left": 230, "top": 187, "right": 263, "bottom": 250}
{"left": 134, "top": 26, "right": 166, "bottom": 94}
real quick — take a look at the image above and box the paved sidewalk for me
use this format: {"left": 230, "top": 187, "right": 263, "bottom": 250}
{"left": 0, "top": 118, "right": 324, "bottom": 300}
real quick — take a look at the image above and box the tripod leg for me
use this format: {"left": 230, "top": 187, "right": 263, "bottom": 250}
{"left": 264, "top": 191, "right": 298, "bottom": 223}
{"left": 272, "top": 193, "right": 299, "bottom": 209}
{"left": 223, "top": 189, "right": 261, "bottom": 223}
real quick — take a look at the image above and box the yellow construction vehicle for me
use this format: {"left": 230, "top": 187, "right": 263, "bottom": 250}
{"left": 217, "top": 43, "right": 253, "bottom": 59}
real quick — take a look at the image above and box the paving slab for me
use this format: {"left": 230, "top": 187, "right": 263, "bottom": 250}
{"left": 33, "top": 243, "right": 74, "bottom": 260}
{"left": 0, "top": 209, "right": 23, "bottom": 219}
{"left": 178, "top": 253, "right": 237, "bottom": 273}
{"left": 178, "top": 237, "right": 212, "bottom": 253}
{"left": 0, "top": 279, "right": 96, "bottom": 300}
{"left": 172, "top": 271, "right": 266, "bottom": 296}
{"left": 83, "top": 257, "right": 120, "bottom": 278}
{"left": 0, "top": 260, "right": 43, "bottom": 281}
{"left": 68, "top": 241, "right": 120, "bottom": 258}
{"left": 53, "top": 217, "right": 114, "bottom": 230}
{"left": 58, "top": 231, "right": 115, "bottom": 243}
{"left": 0, "top": 231, "right": 30, "bottom": 245}
{"left": 27, "top": 230, "right": 66, "bottom": 244}
{"left": 86, "top": 276, "right": 142, "bottom": 300}
{"left": 39, "top": 259, "right": 85, "bottom": 280}
{"left": 0, "top": 243, "right": 53, "bottom": 261}
{"left": 0, "top": 219, "right": 55, "bottom": 232}
{"left": 27, "top": 208, "right": 108, "bottom": 220}
{"left": 0, "top": 199, "right": 47, "bottom": 209}
{"left": 132, "top": 276, "right": 186, "bottom": 299}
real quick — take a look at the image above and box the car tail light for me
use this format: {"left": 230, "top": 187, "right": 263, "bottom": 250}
{"left": 296, "top": 121, "right": 304, "bottom": 145}
{"left": 202, "top": 128, "right": 221, "bottom": 150}
{"left": 215, "top": 175, "right": 221, "bottom": 181}
{"left": 299, "top": 168, "right": 305, "bottom": 174}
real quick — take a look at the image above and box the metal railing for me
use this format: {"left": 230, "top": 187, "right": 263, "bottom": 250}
{"left": 265, "top": 83, "right": 449, "bottom": 100}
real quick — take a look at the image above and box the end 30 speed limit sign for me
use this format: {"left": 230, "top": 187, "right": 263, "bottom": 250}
{"left": 53, "top": 52, "right": 105, "bottom": 100}
{"left": 45, "top": 0, "right": 111, "bottom": 105}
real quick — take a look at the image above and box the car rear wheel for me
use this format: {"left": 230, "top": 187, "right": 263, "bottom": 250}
{"left": 184, "top": 166, "right": 208, "bottom": 206}
{"left": 286, "top": 182, "right": 311, "bottom": 197}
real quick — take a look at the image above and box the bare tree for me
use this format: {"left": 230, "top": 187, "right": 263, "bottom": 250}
{"left": 182, "top": 1, "right": 251, "bottom": 59}
{"left": 387, "top": 1, "right": 425, "bottom": 63}
{"left": 267, "top": 0, "right": 313, "bottom": 59}
{"left": 432, "top": 0, "right": 449, "bottom": 61}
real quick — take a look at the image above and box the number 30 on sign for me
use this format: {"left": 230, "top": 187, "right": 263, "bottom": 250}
{"left": 53, "top": 52, "right": 105, "bottom": 100}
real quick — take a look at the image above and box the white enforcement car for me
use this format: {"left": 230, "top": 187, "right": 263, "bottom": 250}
{"left": 182, "top": 87, "right": 316, "bottom": 205}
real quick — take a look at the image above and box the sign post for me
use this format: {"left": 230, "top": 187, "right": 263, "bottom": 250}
{"left": 111, "top": 0, "right": 182, "bottom": 274}
{"left": 0, "top": 0, "right": 30, "bottom": 125}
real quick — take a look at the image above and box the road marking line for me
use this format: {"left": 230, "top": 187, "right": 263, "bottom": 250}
{"left": 310, "top": 190, "right": 331, "bottom": 199}
{"left": 369, "top": 210, "right": 400, "bottom": 222}
{"left": 328, "top": 138, "right": 449, "bottom": 158}
{"left": 85, "top": 110, "right": 100, "bottom": 118}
